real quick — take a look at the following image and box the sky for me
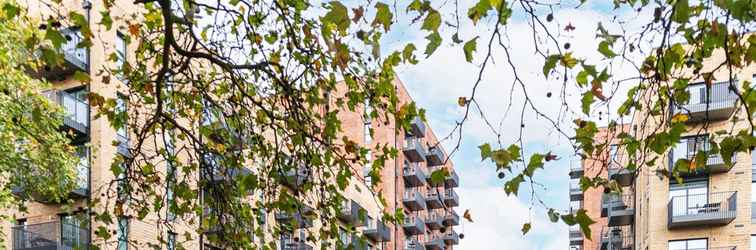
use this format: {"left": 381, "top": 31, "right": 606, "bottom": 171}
{"left": 386, "top": 1, "right": 650, "bottom": 249}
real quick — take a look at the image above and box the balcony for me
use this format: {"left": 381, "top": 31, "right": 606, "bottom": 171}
{"left": 598, "top": 226, "right": 633, "bottom": 250}
{"left": 606, "top": 194, "right": 634, "bottom": 227}
{"left": 424, "top": 211, "right": 443, "bottom": 229}
{"left": 425, "top": 189, "right": 444, "bottom": 209}
{"left": 345, "top": 234, "right": 369, "bottom": 250}
{"left": 608, "top": 165, "right": 633, "bottom": 187}
{"left": 670, "top": 138, "right": 735, "bottom": 176}
{"left": 116, "top": 135, "right": 130, "bottom": 157}
{"left": 402, "top": 162, "right": 427, "bottom": 187}
{"left": 443, "top": 188, "right": 459, "bottom": 207}
{"left": 569, "top": 226, "right": 582, "bottom": 245}
{"left": 282, "top": 166, "right": 311, "bottom": 190}
{"left": 443, "top": 229, "right": 459, "bottom": 245}
{"left": 445, "top": 169, "right": 459, "bottom": 188}
{"left": 569, "top": 181, "right": 583, "bottom": 201}
{"left": 672, "top": 81, "right": 738, "bottom": 123}
{"left": 569, "top": 161, "right": 584, "bottom": 179}
{"left": 423, "top": 233, "right": 446, "bottom": 250}
{"left": 402, "top": 215, "right": 425, "bottom": 235}
{"left": 409, "top": 116, "right": 426, "bottom": 138}
{"left": 281, "top": 237, "right": 313, "bottom": 250}
{"left": 364, "top": 219, "right": 391, "bottom": 242}
{"left": 36, "top": 28, "right": 89, "bottom": 80}
{"left": 403, "top": 189, "right": 427, "bottom": 211}
{"left": 338, "top": 199, "right": 365, "bottom": 226}
{"left": 426, "top": 146, "right": 445, "bottom": 166}
{"left": 443, "top": 210, "right": 459, "bottom": 226}
{"left": 668, "top": 191, "right": 737, "bottom": 229}
{"left": 275, "top": 205, "right": 314, "bottom": 229}
{"left": 403, "top": 238, "right": 423, "bottom": 250}
{"left": 402, "top": 137, "right": 427, "bottom": 162}
{"left": 12, "top": 146, "right": 89, "bottom": 202}
{"left": 426, "top": 166, "right": 445, "bottom": 187}
{"left": 203, "top": 154, "right": 252, "bottom": 183}
{"left": 42, "top": 90, "right": 89, "bottom": 138}
{"left": 12, "top": 220, "right": 89, "bottom": 250}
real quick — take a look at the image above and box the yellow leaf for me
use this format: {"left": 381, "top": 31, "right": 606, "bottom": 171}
{"left": 463, "top": 209, "right": 473, "bottom": 223}
{"left": 671, "top": 113, "right": 689, "bottom": 123}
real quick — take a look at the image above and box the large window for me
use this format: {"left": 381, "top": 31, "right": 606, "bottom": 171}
{"left": 117, "top": 217, "right": 129, "bottom": 250}
{"left": 167, "top": 231, "right": 176, "bottom": 250}
{"left": 668, "top": 238, "right": 707, "bottom": 250}
{"left": 751, "top": 235, "right": 756, "bottom": 249}
{"left": 61, "top": 213, "right": 88, "bottom": 249}
{"left": 115, "top": 32, "right": 127, "bottom": 75}
{"left": 116, "top": 94, "right": 128, "bottom": 143}
{"left": 669, "top": 180, "right": 708, "bottom": 217}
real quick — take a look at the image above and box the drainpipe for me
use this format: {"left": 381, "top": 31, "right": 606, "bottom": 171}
{"left": 81, "top": 0, "right": 93, "bottom": 244}
{"left": 394, "top": 85, "right": 399, "bottom": 250}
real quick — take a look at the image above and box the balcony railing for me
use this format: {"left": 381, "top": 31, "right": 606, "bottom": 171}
{"left": 402, "top": 162, "right": 427, "bottom": 187}
{"left": 42, "top": 90, "right": 89, "bottom": 136}
{"left": 402, "top": 215, "right": 425, "bottom": 235}
{"left": 12, "top": 220, "right": 89, "bottom": 250}
{"left": 404, "top": 238, "right": 423, "bottom": 250}
{"left": 403, "top": 189, "right": 427, "bottom": 211}
{"left": 275, "top": 205, "right": 314, "bottom": 229}
{"left": 443, "top": 229, "right": 459, "bottom": 245}
{"left": 607, "top": 164, "right": 633, "bottom": 187}
{"left": 424, "top": 210, "right": 443, "bottom": 229}
{"left": 569, "top": 225, "right": 582, "bottom": 244}
{"left": 443, "top": 210, "right": 459, "bottom": 226}
{"left": 606, "top": 193, "right": 634, "bottom": 226}
{"left": 281, "top": 237, "right": 313, "bottom": 250}
{"left": 425, "top": 189, "right": 443, "bottom": 209}
{"left": 570, "top": 180, "right": 583, "bottom": 201}
{"left": 37, "top": 28, "right": 88, "bottom": 79}
{"left": 443, "top": 188, "right": 459, "bottom": 207}
{"left": 426, "top": 146, "right": 445, "bottom": 166}
{"left": 672, "top": 81, "right": 738, "bottom": 123}
{"left": 403, "top": 137, "right": 428, "bottom": 162}
{"left": 598, "top": 226, "right": 633, "bottom": 250}
{"left": 445, "top": 169, "right": 459, "bottom": 188}
{"left": 668, "top": 191, "right": 737, "bottom": 229}
{"left": 670, "top": 137, "right": 735, "bottom": 175}
{"left": 424, "top": 233, "right": 446, "bottom": 250}
{"left": 364, "top": 219, "right": 391, "bottom": 242}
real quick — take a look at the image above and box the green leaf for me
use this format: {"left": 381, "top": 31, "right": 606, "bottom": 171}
{"left": 521, "top": 223, "right": 531, "bottom": 235}
{"left": 463, "top": 36, "right": 479, "bottom": 62}
{"left": 560, "top": 52, "right": 578, "bottom": 68}
{"left": 581, "top": 91, "right": 594, "bottom": 115}
{"left": 468, "top": 0, "right": 492, "bottom": 25}
{"left": 672, "top": 0, "right": 689, "bottom": 23}
{"left": 576, "top": 70, "right": 589, "bottom": 86}
{"left": 547, "top": 209, "right": 559, "bottom": 222}
{"left": 402, "top": 43, "right": 418, "bottom": 64}
{"left": 598, "top": 41, "right": 617, "bottom": 58}
{"left": 73, "top": 71, "right": 91, "bottom": 82}
{"left": 321, "top": 1, "right": 350, "bottom": 38}
{"left": 429, "top": 168, "right": 448, "bottom": 186}
{"left": 575, "top": 209, "right": 595, "bottom": 240}
{"left": 424, "top": 31, "right": 442, "bottom": 57}
{"left": 2, "top": 3, "right": 19, "bottom": 18}
{"left": 543, "top": 55, "right": 560, "bottom": 77}
{"left": 506, "top": 144, "right": 521, "bottom": 161}
{"left": 99, "top": 11, "right": 113, "bottom": 30}
{"left": 524, "top": 154, "right": 545, "bottom": 177}
{"left": 504, "top": 174, "right": 524, "bottom": 195}
{"left": 421, "top": 10, "right": 441, "bottom": 31}
{"left": 373, "top": 2, "right": 393, "bottom": 32}
{"left": 479, "top": 143, "right": 492, "bottom": 161}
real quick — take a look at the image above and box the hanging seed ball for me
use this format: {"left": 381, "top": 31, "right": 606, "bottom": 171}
{"left": 497, "top": 172, "right": 506, "bottom": 179}
{"left": 546, "top": 13, "right": 554, "bottom": 22}
{"left": 439, "top": 227, "right": 446, "bottom": 233}
{"left": 459, "top": 233, "right": 465, "bottom": 239}
{"left": 564, "top": 43, "right": 571, "bottom": 50}
{"left": 546, "top": 92, "right": 552, "bottom": 98}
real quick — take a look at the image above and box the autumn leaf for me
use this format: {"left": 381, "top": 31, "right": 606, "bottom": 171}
{"left": 457, "top": 97, "right": 467, "bottom": 106}
{"left": 463, "top": 209, "right": 473, "bottom": 222}
{"left": 671, "top": 113, "right": 689, "bottom": 123}
{"left": 128, "top": 23, "right": 140, "bottom": 36}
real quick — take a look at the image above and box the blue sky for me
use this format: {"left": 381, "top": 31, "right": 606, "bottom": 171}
{"left": 385, "top": 1, "right": 647, "bottom": 249}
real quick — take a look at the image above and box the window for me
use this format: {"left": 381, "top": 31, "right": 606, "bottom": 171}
{"left": 669, "top": 180, "right": 708, "bottom": 217}
{"left": 364, "top": 122, "right": 372, "bottom": 144}
{"left": 166, "top": 159, "right": 176, "bottom": 221}
{"left": 75, "top": 145, "right": 90, "bottom": 191}
{"left": 115, "top": 32, "right": 127, "bottom": 76}
{"left": 117, "top": 217, "right": 129, "bottom": 250}
{"left": 116, "top": 94, "right": 128, "bottom": 143}
{"left": 668, "top": 238, "right": 707, "bottom": 250}
{"left": 569, "top": 200, "right": 581, "bottom": 213}
{"left": 363, "top": 97, "right": 372, "bottom": 144}
{"left": 167, "top": 231, "right": 176, "bottom": 250}
{"left": 609, "top": 144, "right": 618, "bottom": 163}
{"left": 752, "top": 140, "right": 756, "bottom": 222}
{"left": 61, "top": 214, "right": 88, "bottom": 249}
{"left": 751, "top": 235, "right": 756, "bottom": 249}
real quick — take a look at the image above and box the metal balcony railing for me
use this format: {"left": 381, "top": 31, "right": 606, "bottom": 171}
{"left": 426, "top": 146, "right": 445, "bottom": 166}
{"left": 597, "top": 225, "right": 633, "bottom": 250}
{"left": 570, "top": 180, "right": 583, "bottom": 201}
{"left": 403, "top": 137, "right": 428, "bottom": 162}
{"left": 402, "top": 215, "right": 425, "bottom": 235}
{"left": 12, "top": 220, "right": 89, "bottom": 250}
{"left": 424, "top": 210, "right": 443, "bottom": 229}
{"left": 670, "top": 137, "right": 735, "bottom": 175}
{"left": 607, "top": 164, "right": 633, "bottom": 186}
{"left": 606, "top": 193, "right": 634, "bottom": 226}
{"left": 338, "top": 199, "right": 365, "bottom": 226}
{"left": 569, "top": 225, "right": 582, "bottom": 243}
{"left": 668, "top": 191, "right": 737, "bottom": 228}
{"left": 443, "top": 229, "right": 459, "bottom": 245}
{"left": 672, "top": 81, "right": 738, "bottom": 122}
{"left": 443, "top": 188, "right": 459, "bottom": 207}
{"left": 42, "top": 90, "right": 89, "bottom": 136}
{"left": 424, "top": 233, "right": 446, "bottom": 250}
{"left": 409, "top": 116, "right": 426, "bottom": 138}
{"left": 569, "top": 161, "right": 584, "bottom": 178}
{"left": 403, "top": 189, "right": 427, "bottom": 211}
{"left": 364, "top": 219, "right": 391, "bottom": 242}
{"left": 404, "top": 238, "right": 423, "bottom": 250}
{"left": 445, "top": 169, "right": 459, "bottom": 188}
{"left": 425, "top": 189, "right": 443, "bottom": 209}
{"left": 443, "top": 210, "right": 459, "bottom": 226}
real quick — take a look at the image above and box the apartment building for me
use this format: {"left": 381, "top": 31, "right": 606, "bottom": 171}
{"left": 570, "top": 48, "right": 756, "bottom": 250}
{"left": 3, "top": 1, "right": 460, "bottom": 250}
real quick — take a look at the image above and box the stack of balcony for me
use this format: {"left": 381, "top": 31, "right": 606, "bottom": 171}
{"left": 424, "top": 233, "right": 446, "bottom": 250}
{"left": 667, "top": 191, "right": 737, "bottom": 229}
{"left": 402, "top": 215, "right": 425, "bottom": 235}
{"left": 443, "top": 188, "right": 459, "bottom": 207}
{"left": 424, "top": 210, "right": 444, "bottom": 230}
{"left": 275, "top": 205, "right": 314, "bottom": 229}
{"left": 606, "top": 193, "right": 634, "bottom": 227}
{"left": 403, "top": 188, "right": 427, "bottom": 211}
{"left": 598, "top": 225, "right": 633, "bottom": 250}
{"left": 12, "top": 220, "right": 89, "bottom": 250}
{"left": 671, "top": 82, "right": 738, "bottom": 123}
{"left": 337, "top": 199, "right": 365, "bottom": 227}
{"left": 42, "top": 89, "right": 89, "bottom": 139}
{"left": 364, "top": 219, "right": 391, "bottom": 242}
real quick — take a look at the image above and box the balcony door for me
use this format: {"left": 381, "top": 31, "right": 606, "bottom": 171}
{"left": 60, "top": 213, "right": 88, "bottom": 250}
{"left": 688, "top": 84, "right": 709, "bottom": 105}
{"left": 669, "top": 180, "right": 708, "bottom": 217}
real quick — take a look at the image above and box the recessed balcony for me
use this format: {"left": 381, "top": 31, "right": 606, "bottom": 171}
{"left": 401, "top": 215, "right": 425, "bottom": 235}
{"left": 402, "top": 162, "right": 427, "bottom": 187}
{"left": 338, "top": 199, "right": 365, "bottom": 226}
{"left": 409, "top": 116, "right": 426, "bottom": 138}
{"left": 426, "top": 146, "right": 445, "bottom": 166}
{"left": 12, "top": 220, "right": 89, "bottom": 250}
{"left": 606, "top": 194, "right": 634, "bottom": 227}
{"left": 12, "top": 146, "right": 89, "bottom": 202}
{"left": 402, "top": 137, "right": 428, "bottom": 162}
{"left": 424, "top": 211, "right": 443, "bottom": 229}
{"left": 671, "top": 81, "right": 738, "bottom": 123}
{"left": 403, "top": 189, "right": 427, "bottom": 211}
{"left": 668, "top": 191, "right": 736, "bottom": 229}
{"left": 443, "top": 188, "right": 459, "bottom": 207}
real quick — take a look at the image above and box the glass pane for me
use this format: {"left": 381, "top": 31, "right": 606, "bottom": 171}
{"left": 668, "top": 241, "right": 686, "bottom": 250}
{"left": 687, "top": 239, "right": 706, "bottom": 249}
